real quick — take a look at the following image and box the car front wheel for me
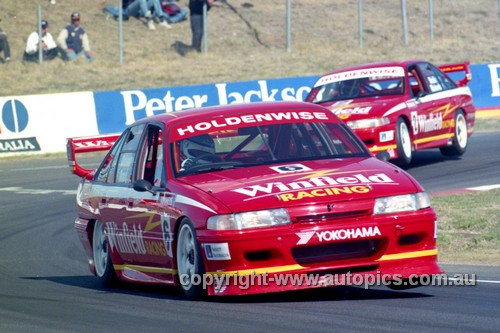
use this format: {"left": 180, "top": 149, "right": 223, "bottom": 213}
{"left": 395, "top": 118, "right": 412, "bottom": 165}
{"left": 440, "top": 110, "right": 468, "bottom": 156}
{"left": 92, "top": 220, "right": 117, "bottom": 287}
{"left": 176, "top": 219, "right": 205, "bottom": 299}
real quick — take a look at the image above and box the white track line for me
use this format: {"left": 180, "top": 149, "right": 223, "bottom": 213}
{"left": 3, "top": 163, "right": 97, "bottom": 172}
{"left": 466, "top": 184, "right": 500, "bottom": 191}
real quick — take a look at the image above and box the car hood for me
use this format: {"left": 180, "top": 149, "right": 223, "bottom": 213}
{"left": 318, "top": 96, "right": 407, "bottom": 120}
{"left": 178, "top": 158, "right": 418, "bottom": 212}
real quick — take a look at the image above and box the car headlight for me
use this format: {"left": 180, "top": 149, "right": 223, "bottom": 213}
{"left": 374, "top": 192, "right": 431, "bottom": 214}
{"left": 207, "top": 208, "right": 291, "bottom": 230}
{"left": 347, "top": 117, "right": 390, "bottom": 129}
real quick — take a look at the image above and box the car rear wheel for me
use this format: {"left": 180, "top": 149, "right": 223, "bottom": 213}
{"left": 440, "top": 110, "right": 468, "bottom": 156}
{"left": 395, "top": 118, "right": 412, "bottom": 165}
{"left": 92, "top": 220, "right": 117, "bottom": 287}
{"left": 176, "top": 219, "right": 205, "bottom": 299}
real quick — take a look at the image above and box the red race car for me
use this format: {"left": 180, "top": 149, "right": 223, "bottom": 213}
{"left": 305, "top": 61, "right": 476, "bottom": 164}
{"left": 68, "top": 101, "right": 441, "bottom": 298}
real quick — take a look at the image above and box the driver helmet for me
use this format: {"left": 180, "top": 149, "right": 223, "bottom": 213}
{"left": 180, "top": 134, "right": 215, "bottom": 162}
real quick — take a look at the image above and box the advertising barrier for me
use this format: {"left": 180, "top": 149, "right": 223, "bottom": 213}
{"left": 0, "top": 92, "right": 98, "bottom": 154}
{"left": 92, "top": 77, "right": 317, "bottom": 134}
{"left": 0, "top": 63, "right": 498, "bottom": 155}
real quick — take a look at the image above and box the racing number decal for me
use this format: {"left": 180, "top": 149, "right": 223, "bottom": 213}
{"left": 411, "top": 111, "right": 418, "bottom": 135}
{"left": 161, "top": 214, "right": 173, "bottom": 258}
{"left": 270, "top": 164, "right": 312, "bottom": 174}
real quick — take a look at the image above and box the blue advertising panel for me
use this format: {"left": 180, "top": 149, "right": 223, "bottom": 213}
{"left": 93, "top": 76, "right": 318, "bottom": 134}
{"left": 93, "top": 63, "right": 500, "bottom": 134}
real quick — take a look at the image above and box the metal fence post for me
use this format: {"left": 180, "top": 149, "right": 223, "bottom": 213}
{"left": 358, "top": 0, "right": 363, "bottom": 47}
{"left": 119, "top": 0, "right": 124, "bottom": 65}
{"left": 38, "top": 3, "right": 43, "bottom": 64}
{"left": 429, "top": 0, "right": 434, "bottom": 41}
{"left": 203, "top": 3, "right": 208, "bottom": 54}
{"left": 286, "top": 0, "right": 291, "bottom": 52}
{"left": 401, "top": 0, "right": 408, "bottom": 45}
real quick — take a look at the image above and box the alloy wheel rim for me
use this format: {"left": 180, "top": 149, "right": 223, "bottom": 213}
{"left": 400, "top": 122, "right": 412, "bottom": 158}
{"left": 93, "top": 222, "right": 108, "bottom": 277}
{"left": 456, "top": 114, "right": 467, "bottom": 148}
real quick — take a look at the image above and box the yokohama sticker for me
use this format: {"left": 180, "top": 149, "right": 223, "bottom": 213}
{"left": 296, "top": 226, "right": 382, "bottom": 245}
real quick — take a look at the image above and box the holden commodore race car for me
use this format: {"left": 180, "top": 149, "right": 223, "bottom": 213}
{"left": 68, "top": 101, "right": 441, "bottom": 298}
{"left": 305, "top": 61, "right": 476, "bottom": 164}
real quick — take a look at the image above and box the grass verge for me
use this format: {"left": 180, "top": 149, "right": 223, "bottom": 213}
{"left": 474, "top": 118, "right": 500, "bottom": 133}
{"left": 432, "top": 189, "right": 500, "bottom": 265}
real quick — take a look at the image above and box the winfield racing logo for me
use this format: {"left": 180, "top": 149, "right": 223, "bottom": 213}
{"left": 296, "top": 226, "right": 382, "bottom": 245}
{"left": 232, "top": 172, "right": 397, "bottom": 201}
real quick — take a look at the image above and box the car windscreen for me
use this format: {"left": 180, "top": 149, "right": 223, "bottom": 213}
{"left": 310, "top": 66, "right": 405, "bottom": 103}
{"left": 170, "top": 118, "right": 370, "bottom": 176}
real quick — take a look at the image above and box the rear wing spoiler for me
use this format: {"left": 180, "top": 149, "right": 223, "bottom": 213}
{"left": 66, "top": 134, "right": 120, "bottom": 179}
{"left": 438, "top": 62, "right": 471, "bottom": 87}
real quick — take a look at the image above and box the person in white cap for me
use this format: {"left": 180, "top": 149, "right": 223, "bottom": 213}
{"left": 23, "top": 20, "right": 63, "bottom": 62}
{"left": 57, "top": 12, "right": 94, "bottom": 62}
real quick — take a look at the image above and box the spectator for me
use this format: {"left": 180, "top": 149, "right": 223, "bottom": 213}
{"left": 23, "top": 20, "right": 62, "bottom": 62}
{"left": 0, "top": 27, "right": 11, "bottom": 63}
{"left": 57, "top": 12, "right": 94, "bottom": 62}
{"left": 189, "top": 0, "right": 213, "bottom": 52}
{"left": 123, "top": 0, "right": 172, "bottom": 30}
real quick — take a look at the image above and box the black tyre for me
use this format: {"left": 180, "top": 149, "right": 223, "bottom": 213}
{"left": 395, "top": 118, "right": 412, "bottom": 165}
{"left": 440, "top": 110, "right": 468, "bottom": 156}
{"left": 176, "top": 219, "right": 205, "bottom": 299}
{"left": 92, "top": 220, "right": 117, "bottom": 287}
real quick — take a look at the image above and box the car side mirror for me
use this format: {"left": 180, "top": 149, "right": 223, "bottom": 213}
{"left": 375, "top": 151, "right": 390, "bottom": 162}
{"left": 416, "top": 90, "right": 426, "bottom": 100}
{"left": 133, "top": 179, "right": 156, "bottom": 195}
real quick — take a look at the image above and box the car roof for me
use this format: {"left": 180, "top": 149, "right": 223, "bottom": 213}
{"left": 320, "top": 60, "right": 427, "bottom": 77}
{"left": 136, "top": 101, "right": 339, "bottom": 127}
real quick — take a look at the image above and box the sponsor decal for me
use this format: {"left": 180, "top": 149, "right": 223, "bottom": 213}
{"left": 161, "top": 214, "right": 173, "bottom": 258}
{"left": 232, "top": 172, "right": 396, "bottom": 200}
{"left": 379, "top": 130, "right": 394, "bottom": 143}
{"left": 144, "top": 240, "right": 168, "bottom": 257}
{"left": 0, "top": 100, "right": 41, "bottom": 153}
{"left": 331, "top": 106, "right": 372, "bottom": 117}
{"left": 105, "top": 222, "right": 147, "bottom": 255}
{"left": 314, "top": 67, "right": 405, "bottom": 87}
{"left": 270, "top": 164, "right": 311, "bottom": 174}
{"left": 296, "top": 226, "right": 382, "bottom": 245}
{"left": 174, "top": 111, "right": 329, "bottom": 137}
{"left": 0, "top": 137, "right": 40, "bottom": 153}
{"left": 203, "top": 243, "right": 231, "bottom": 260}
{"left": 280, "top": 185, "right": 370, "bottom": 202}
{"left": 411, "top": 110, "right": 454, "bottom": 135}
{"left": 73, "top": 138, "right": 116, "bottom": 149}
{"left": 296, "top": 231, "right": 316, "bottom": 245}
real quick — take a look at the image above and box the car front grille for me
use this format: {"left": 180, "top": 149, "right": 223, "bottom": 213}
{"left": 291, "top": 239, "right": 383, "bottom": 265}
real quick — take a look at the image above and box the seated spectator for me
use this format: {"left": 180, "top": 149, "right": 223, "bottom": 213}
{"left": 57, "top": 12, "right": 94, "bottom": 62}
{"left": 23, "top": 20, "right": 64, "bottom": 62}
{"left": 0, "top": 27, "right": 11, "bottom": 63}
{"left": 123, "top": 0, "right": 172, "bottom": 30}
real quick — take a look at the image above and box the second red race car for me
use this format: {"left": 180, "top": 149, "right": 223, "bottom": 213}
{"left": 306, "top": 60, "right": 476, "bottom": 164}
{"left": 68, "top": 101, "right": 442, "bottom": 298}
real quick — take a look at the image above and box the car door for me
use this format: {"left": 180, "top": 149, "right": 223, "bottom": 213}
{"left": 409, "top": 62, "right": 449, "bottom": 146}
{"left": 126, "top": 123, "right": 177, "bottom": 279}
{"left": 99, "top": 124, "right": 146, "bottom": 264}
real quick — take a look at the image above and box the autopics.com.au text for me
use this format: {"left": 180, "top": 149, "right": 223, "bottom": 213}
{"left": 179, "top": 271, "right": 477, "bottom": 290}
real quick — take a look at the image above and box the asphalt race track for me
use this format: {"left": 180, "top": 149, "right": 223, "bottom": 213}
{"left": 0, "top": 131, "right": 499, "bottom": 332}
